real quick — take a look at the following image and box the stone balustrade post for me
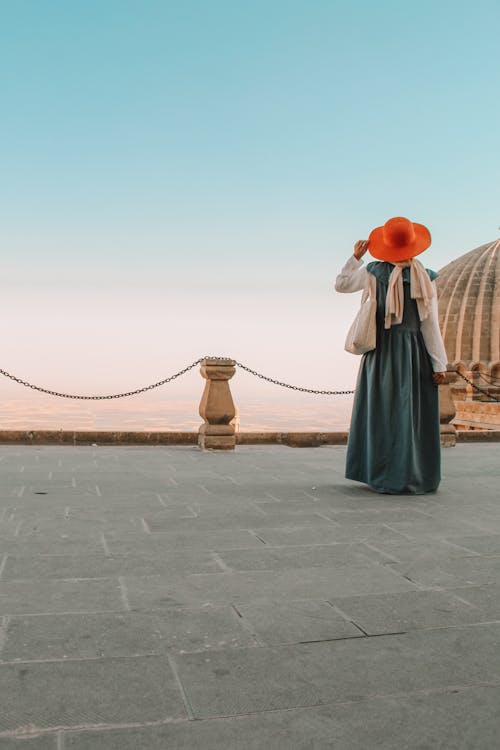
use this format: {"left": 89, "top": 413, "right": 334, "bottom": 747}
{"left": 439, "top": 367, "right": 457, "bottom": 447}
{"left": 198, "top": 358, "right": 236, "bottom": 450}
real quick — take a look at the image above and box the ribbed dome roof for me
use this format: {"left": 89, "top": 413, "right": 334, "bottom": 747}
{"left": 437, "top": 239, "right": 500, "bottom": 366}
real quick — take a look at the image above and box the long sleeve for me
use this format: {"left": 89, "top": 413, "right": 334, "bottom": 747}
{"left": 335, "top": 255, "right": 369, "bottom": 293}
{"left": 420, "top": 283, "right": 448, "bottom": 372}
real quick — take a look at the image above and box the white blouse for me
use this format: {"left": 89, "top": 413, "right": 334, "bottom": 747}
{"left": 335, "top": 256, "right": 448, "bottom": 372}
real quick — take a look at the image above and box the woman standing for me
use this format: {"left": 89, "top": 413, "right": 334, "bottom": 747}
{"left": 335, "top": 216, "right": 448, "bottom": 494}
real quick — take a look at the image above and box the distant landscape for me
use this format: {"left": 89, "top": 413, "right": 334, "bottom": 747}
{"left": 0, "top": 393, "right": 354, "bottom": 432}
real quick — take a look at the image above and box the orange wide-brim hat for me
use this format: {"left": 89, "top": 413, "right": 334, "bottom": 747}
{"left": 368, "top": 216, "right": 431, "bottom": 262}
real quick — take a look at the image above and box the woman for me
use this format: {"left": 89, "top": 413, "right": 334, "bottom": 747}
{"left": 335, "top": 216, "right": 448, "bottom": 494}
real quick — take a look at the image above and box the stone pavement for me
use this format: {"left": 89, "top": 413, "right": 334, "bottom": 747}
{"left": 0, "top": 443, "right": 499, "bottom": 749}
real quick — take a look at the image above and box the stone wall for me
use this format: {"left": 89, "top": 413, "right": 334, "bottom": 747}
{"left": 454, "top": 401, "right": 500, "bottom": 431}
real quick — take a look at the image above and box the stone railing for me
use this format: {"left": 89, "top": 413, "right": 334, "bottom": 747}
{"left": 197, "top": 358, "right": 459, "bottom": 450}
{"left": 0, "top": 358, "right": 475, "bottom": 450}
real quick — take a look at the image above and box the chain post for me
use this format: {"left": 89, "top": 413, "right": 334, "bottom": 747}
{"left": 198, "top": 358, "right": 237, "bottom": 450}
{"left": 439, "top": 368, "right": 457, "bottom": 448}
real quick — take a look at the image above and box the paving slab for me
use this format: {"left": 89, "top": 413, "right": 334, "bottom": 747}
{"left": 331, "top": 589, "right": 484, "bottom": 634}
{"left": 153, "top": 605, "right": 257, "bottom": 652}
{"left": 0, "top": 655, "right": 185, "bottom": 732}
{"left": 1, "top": 551, "right": 220, "bottom": 579}
{"left": 64, "top": 503, "right": 193, "bottom": 519}
{"left": 1, "top": 613, "right": 162, "bottom": 661}
{"left": 448, "top": 584, "right": 500, "bottom": 619}
{"left": 319, "top": 507, "right": 433, "bottom": 523}
{"left": 0, "top": 538, "right": 106, "bottom": 557}
{"left": 236, "top": 600, "right": 364, "bottom": 645}
{"left": 382, "top": 560, "right": 479, "bottom": 589}
{"left": 437, "top": 554, "right": 500, "bottom": 584}
{"left": 216, "top": 542, "right": 387, "bottom": 570}
{"left": 0, "top": 736, "right": 57, "bottom": 749}
{"left": 123, "top": 560, "right": 417, "bottom": 611}
{"left": 14, "top": 518, "right": 146, "bottom": 538}
{"left": 174, "top": 623, "right": 500, "bottom": 718}
{"left": 0, "top": 578, "right": 124, "bottom": 616}
{"left": 119, "top": 574, "right": 199, "bottom": 610}
{"left": 136, "top": 561, "right": 416, "bottom": 608}
{"left": 382, "top": 518, "right": 492, "bottom": 539}
{"left": 389, "top": 555, "right": 500, "bottom": 589}
{"left": 251, "top": 523, "right": 408, "bottom": 546}
{"left": 105, "top": 528, "right": 266, "bottom": 551}
{"left": 143, "top": 511, "right": 333, "bottom": 532}
{"left": 442, "top": 534, "right": 500, "bottom": 555}
{"left": 358, "top": 538, "right": 481, "bottom": 563}
{"left": 60, "top": 686, "right": 500, "bottom": 750}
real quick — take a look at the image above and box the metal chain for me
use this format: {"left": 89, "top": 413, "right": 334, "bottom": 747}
{"left": 477, "top": 371, "right": 500, "bottom": 386}
{"left": 0, "top": 356, "right": 354, "bottom": 399}
{"left": 234, "top": 361, "right": 355, "bottom": 395}
{"left": 454, "top": 370, "right": 500, "bottom": 403}
{"left": 0, "top": 359, "right": 203, "bottom": 400}
{"left": 4, "top": 356, "right": 499, "bottom": 402}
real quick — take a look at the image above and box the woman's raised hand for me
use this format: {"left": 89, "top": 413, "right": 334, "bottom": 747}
{"left": 353, "top": 240, "right": 369, "bottom": 260}
{"left": 432, "top": 372, "right": 448, "bottom": 385}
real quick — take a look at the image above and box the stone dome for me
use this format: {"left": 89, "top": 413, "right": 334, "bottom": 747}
{"left": 437, "top": 239, "right": 500, "bottom": 367}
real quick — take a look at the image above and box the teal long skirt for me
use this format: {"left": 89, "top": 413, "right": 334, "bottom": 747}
{"left": 345, "top": 263, "right": 441, "bottom": 495}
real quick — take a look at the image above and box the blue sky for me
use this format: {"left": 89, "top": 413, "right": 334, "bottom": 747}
{"left": 1, "top": 0, "right": 499, "bottom": 425}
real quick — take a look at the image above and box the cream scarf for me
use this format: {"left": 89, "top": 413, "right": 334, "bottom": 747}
{"left": 384, "top": 258, "right": 435, "bottom": 329}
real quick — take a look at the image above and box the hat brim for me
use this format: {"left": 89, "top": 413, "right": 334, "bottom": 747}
{"left": 368, "top": 222, "right": 431, "bottom": 262}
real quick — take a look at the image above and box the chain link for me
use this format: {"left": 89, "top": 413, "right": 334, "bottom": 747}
{"left": 0, "top": 359, "right": 203, "bottom": 400}
{"left": 234, "top": 361, "right": 355, "bottom": 395}
{"left": 454, "top": 370, "right": 500, "bottom": 403}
